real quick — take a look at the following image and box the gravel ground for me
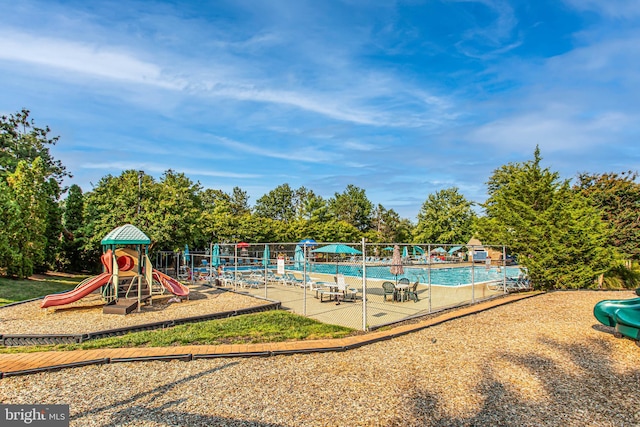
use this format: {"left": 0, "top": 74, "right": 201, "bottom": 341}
{"left": 0, "top": 286, "right": 265, "bottom": 335}
{"left": 1, "top": 290, "right": 639, "bottom": 426}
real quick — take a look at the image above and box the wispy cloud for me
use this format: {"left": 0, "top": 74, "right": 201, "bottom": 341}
{"left": 0, "top": 30, "right": 185, "bottom": 89}
{"left": 82, "top": 161, "right": 261, "bottom": 179}
{"left": 562, "top": 0, "right": 640, "bottom": 19}
{"left": 448, "top": 0, "right": 521, "bottom": 58}
{"left": 212, "top": 135, "right": 337, "bottom": 163}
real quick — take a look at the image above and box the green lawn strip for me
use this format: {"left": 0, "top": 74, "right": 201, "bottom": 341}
{"left": 0, "top": 274, "right": 87, "bottom": 305}
{"left": 0, "top": 311, "right": 354, "bottom": 354}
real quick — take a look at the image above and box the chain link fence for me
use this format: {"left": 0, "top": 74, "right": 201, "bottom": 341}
{"left": 155, "top": 241, "right": 525, "bottom": 331}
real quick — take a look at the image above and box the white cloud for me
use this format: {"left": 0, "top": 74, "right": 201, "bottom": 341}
{"left": 0, "top": 30, "right": 185, "bottom": 89}
{"left": 562, "top": 0, "right": 640, "bottom": 19}
{"left": 213, "top": 135, "right": 338, "bottom": 163}
{"left": 448, "top": 0, "right": 521, "bottom": 58}
{"left": 81, "top": 161, "right": 261, "bottom": 179}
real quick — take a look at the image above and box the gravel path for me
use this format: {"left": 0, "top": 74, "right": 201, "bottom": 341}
{"left": 1, "top": 290, "right": 639, "bottom": 426}
{"left": 0, "top": 287, "right": 265, "bottom": 335}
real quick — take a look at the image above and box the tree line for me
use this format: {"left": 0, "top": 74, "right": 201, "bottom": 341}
{"left": 1, "top": 109, "right": 639, "bottom": 290}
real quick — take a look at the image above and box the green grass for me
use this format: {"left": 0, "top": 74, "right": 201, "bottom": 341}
{"left": 0, "top": 273, "right": 354, "bottom": 354}
{"left": 0, "top": 273, "right": 87, "bottom": 305}
{"left": 0, "top": 310, "right": 354, "bottom": 354}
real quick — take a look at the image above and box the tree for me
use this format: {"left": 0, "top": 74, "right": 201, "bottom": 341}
{"left": 83, "top": 169, "right": 203, "bottom": 255}
{"left": 1, "top": 158, "right": 49, "bottom": 277}
{"left": 413, "top": 187, "right": 475, "bottom": 244}
{"left": 369, "top": 204, "right": 413, "bottom": 243}
{"left": 0, "top": 109, "right": 68, "bottom": 183}
{"left": 574, "top": 171, "right": 640, "bottom": 261}
{"left": 477, "top": 147, "right": 614, "bottom": 290}
{"left": 230, "top": 187, "right": 250, "bottom": 216}
{"left": 0, "top": 110, "right": 70, "bottom": 276}
{"left": 142, "top": 170, "right": 202, "bottom": 251}
{"left": 0, "top": 181, "right": 18, "bottom": 269}
{"left": 39, "top": 178, "right": 63, "bottom": 272}
{"left": 254, "top": 183, "right": 296, "bottom": 221}
{"left": 60, "top": 184, "right": 85, "bottom": 272}
{"left": 328, "top": 185, "right": 373, "bottom": 232}
{"left": 81, "top": 171, "right": 152, "bottom": 256}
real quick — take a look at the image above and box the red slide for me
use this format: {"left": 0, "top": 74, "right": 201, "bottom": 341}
{"left": 152, "top": 269, "right": 190, "bottom": 297}
{"left": 41, "top": 272, "right": 112, "bottom": 308}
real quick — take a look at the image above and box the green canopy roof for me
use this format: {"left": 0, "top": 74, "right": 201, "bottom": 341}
{"left": 101, "top": 224, "right": 151, "bottom": 245}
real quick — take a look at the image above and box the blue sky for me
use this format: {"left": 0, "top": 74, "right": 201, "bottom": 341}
{"left": 1, "top": 0, "right": 639, "bottom": 219}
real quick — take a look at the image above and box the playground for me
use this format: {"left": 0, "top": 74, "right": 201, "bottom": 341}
{"left": 0, "top": 225, "right": 273, "bottom": 342}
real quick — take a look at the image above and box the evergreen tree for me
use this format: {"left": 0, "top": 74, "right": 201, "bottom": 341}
{"left": 61, "top": 184, "right": 85, "bottom": 272}
{"left": 574, "top": 171, "right": 640, "bottom": 261}
{"left": 478, "top": 147, "right": 614, "bottom": 289}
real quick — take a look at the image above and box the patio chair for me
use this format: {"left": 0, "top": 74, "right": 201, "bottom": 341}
{"left": 398, "top": 277, "right": 410, "bottom": 286}
{"left": 382, "top": 281, "right": 397, "bottom": 302}
{"left": 405, "top": 281, "right": 419, "bottom": 302}
{"left": 286, "top": 273, "right": 305, "bottom": 287}
{"left": 336, "top": 274, "right": 357, "bottom": 302}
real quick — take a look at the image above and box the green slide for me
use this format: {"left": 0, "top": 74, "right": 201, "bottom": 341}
{"left": 593, "top": 297, "right": 640, "bottom": 327}
{"left": 614, "top": 306, "right": 640, "bottom": 340}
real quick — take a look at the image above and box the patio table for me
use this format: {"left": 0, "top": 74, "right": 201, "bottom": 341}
{"left": 318, "top": 282, "right": 342, "bottom": 302}
{"left": 395, "top": 283, "right": 409, "bottom": 302}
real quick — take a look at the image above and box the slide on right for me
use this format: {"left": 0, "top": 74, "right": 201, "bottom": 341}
{"left": 152, "top": 269, "right": 190, "bottom": 297}
{"left": 593, "top": 297, "right": 640, "bottom": 327}
{"left": 613, "top": 306, "right": 640, "bottom": 340}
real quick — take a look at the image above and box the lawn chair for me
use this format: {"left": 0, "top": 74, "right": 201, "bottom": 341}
{"left": 286, "top": 273, "right": 305, "bottom": 287}
{"left": 336, "top": 274, "right": 357, "bottom": 302}
{"left": 405, "top": 281, "right": 419, "bottom": 302}
{"left": 382, "top": 281, "right": 397, "bottom": 302}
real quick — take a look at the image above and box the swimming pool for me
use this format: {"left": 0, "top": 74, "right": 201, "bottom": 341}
{"left": 301, "top": 263, "right": 521, "bottom": 287}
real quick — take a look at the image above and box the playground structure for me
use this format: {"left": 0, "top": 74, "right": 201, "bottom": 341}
{"left": 41, "top": 224, "right": 189, "bottom": 315}
{"left": 594, "top": 294, "right": 640, "bottom": 341}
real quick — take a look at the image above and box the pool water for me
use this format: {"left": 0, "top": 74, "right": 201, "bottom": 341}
{"left": 303, "top": 263, "right": 521, "bottom": 287}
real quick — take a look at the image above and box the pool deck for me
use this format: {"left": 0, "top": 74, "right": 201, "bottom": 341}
{"left": 231, "top": 268, "right": 507, "bottom": 329}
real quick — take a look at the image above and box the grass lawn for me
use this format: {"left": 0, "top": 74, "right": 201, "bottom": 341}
{"left": 0, "top": 273, "right": 354, "bottom": 354}
{"left": 0, "top": 273, "right": 86, "bottom": 305}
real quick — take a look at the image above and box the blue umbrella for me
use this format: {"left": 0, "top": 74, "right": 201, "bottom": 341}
{"left": 299, "top": 239, "right": 317, "bottom": 247}
{"left": 211, "top": 244, "right": 220, "bottom": 267}
{"left": 262, "top": 244, "right": 270, "bottom": 267}
{"left": 311, "top": 244, "right": 362, "bottom": 255}
{"left": 402, "top": 246, "right": 409, "bottom": 259}
{"left": 184, "top": 244, "right": 190, "bottom": 262}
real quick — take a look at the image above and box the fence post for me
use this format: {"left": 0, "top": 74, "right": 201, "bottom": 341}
{"left": 471, "top": 245, "right": 475, "bottom": 304}
{"left": 427, "top": 244, "right": 432, "bottom": 313}
{"left": 361, "top": 237, "right": 367, "bottom": 331}
{"left": 234, "top": 244, "right": 238, "bottom": 291}
{"left": 303, "top": 244, "right": 307, "bottom": 316}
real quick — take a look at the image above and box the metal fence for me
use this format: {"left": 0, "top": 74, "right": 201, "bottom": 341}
{"left": 154, "top": 240, "right": 525, "bottom": 331}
